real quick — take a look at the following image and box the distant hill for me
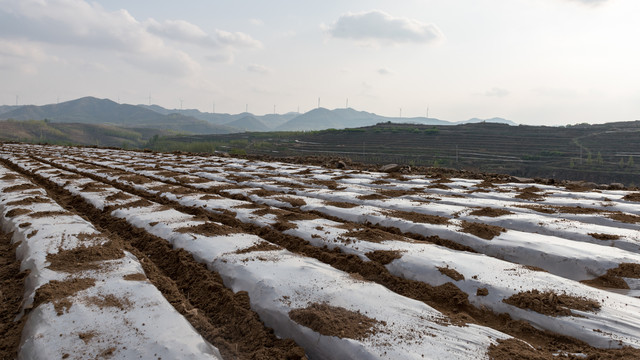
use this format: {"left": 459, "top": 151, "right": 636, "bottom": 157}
{"left": 139, "top": 103, "right": 517, "bottom": 131}
{"left": 0, "top": 97, "right": 237, "bottom": 134}
{"left": 0, "top": 119, "right": 170, "bottom": 148}
{"left": 224, "top": 115, "right": 270, "bottom": 132}
{"left": 0, "top": 105, "right": 20, "bottom": 115}
{"left": 457, "top": 117, "right": 518, "bottom": 126}
{"left": 1, "top": 97, "right": 518, "bottom": 134}
{"left": 139, "top": 104, "right": 300, "bottom": 127}
{"left": 275, "top": 107, "right": 453, "bottom": 131}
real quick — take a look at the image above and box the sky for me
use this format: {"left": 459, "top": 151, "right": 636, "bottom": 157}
{"left": 1, "top": 0, "right": 639, "bottom": 125}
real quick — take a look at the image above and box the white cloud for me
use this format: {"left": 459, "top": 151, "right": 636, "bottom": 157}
{"left": 206, "top": 53, "right": 235, "bottom": 64}
{"left": 326, "top": 10, "right": 444, "bottom": 45}
{"left": 247, "top": 64, "right": 273, "bottom": 74}
{"left": 147, "top": 19, "right": 262, "bottom": 49}
{"left": 214, "top": 29, "right": 262, "bottom": 48}
{"left": 377, "top": 67, "right": 394, "bottom": 75}
{"left": 249, "top": 18, "right": 264, "bottom": 26}
{"left": 565, "top": 0, "right": 610, "bottom": 6}
{"left": 484, "top": 87, "right": 509, "bottom": 97}
{"left": 0, "top": 0, "right": 260, "bottom": 76}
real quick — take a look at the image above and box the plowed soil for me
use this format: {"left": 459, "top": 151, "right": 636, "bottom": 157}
{"left": 3, "top": 144, "right": 640, "bottom": 360}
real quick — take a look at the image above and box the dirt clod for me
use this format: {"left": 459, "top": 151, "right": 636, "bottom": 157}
{"left": 365, "top": 250, "right": 402, "bottom": 265}
{"left": 589, "top": 233, "right": 620, "bottom": 241}
{"left": 503, "top": 289, "right": 600, "bottom": 317}
{"left": 469, "top": 207, "right": 513, "bottom": 217}
{"left": 33, "top": 278, "right": 96, "bottom": 315}
{"left": 460, "top": 221, "right": 505, "bottom": 240}
{"left": 437, "top": 266, "right": 465, "bottom": 281}
{"left": 289, "top": 303, "right": 384, "bottom": 340}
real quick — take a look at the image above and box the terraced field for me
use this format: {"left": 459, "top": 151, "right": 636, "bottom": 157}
{"left": 1, "top": 143, "right": 640, "bottom": 359}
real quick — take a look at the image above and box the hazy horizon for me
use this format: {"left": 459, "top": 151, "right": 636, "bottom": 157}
{"left": 1, "top": 0, "right": 639, "bottom": 125}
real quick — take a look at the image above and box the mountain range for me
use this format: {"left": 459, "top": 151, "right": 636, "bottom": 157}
{"left": 0, "top": 96, "right": 517, "bottom": 134}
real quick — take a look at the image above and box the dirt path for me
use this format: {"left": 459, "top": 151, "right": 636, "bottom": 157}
{"left": 0, "top": 230, "right": 27, "bottom": 360}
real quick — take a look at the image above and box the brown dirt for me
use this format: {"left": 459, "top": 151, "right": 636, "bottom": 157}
{"left": 226, "top": 174, "right": 254, "bottom": 183}
{"left": 515, "top": 205, "right": 556, "bottom": 214}
{"left": 476, "top": 180, "right": 496, "bottom": 188}
{"left": 515, "top": 186, "right": 546, "bottom": 201}
{"left": 437, "top": 266, "right": 465, "bottom": 281}
{"left": 460, "top": 221, "right": 505, "bottom": 240}
{"left": 343, "top": 228, "right": 405, "bottom": 243}
{"left": 107, "top": 199, "right": 153, "bottom": 211}
{"left": 268, "top": 209, "right": 319, "bottom": 231}
{"left": 84, "top": 294, "right": 132, "bottom": 311}
{"left": 608, "top": 263, "right": 640, "bottom": 278}
{"left": 58, "top": 173, "right": 92, "bottom": 181}
{"left": 487, "top": 339, "right": 549, "bottom": 360}
{"left": 46, "top": 240, "right": 125, "bottom": 273}
{"left": 28, "top": 210, "right": 71, "bottom": 218}
{"left": 432, "top": 177, "right": 452, "bottom": 184}
{"left": 104, "top": 192, "right": 133, "bottom": 202}
{"left": 365, "top": 250, "right": 403, "bottom": 265}
{"left": 235, "top": 242, "right": 282, "bottom": 254}
{"left": 232, "top": 202, "right": 265, "bottom": 209}
{"left": 469, "top": 207, "right": 514, "bottom": 217}
{"left": 622, "top": 192, "right": 640, "bottom": 202}
{"left": 554, "top": 206, "right": 602, "bottom": 215}
{"left": 582, "top": 273, "right": 630, "bottom": 290}
{"left": 123, "top": 273, "right": 147, "bottom": 281}
{"left": 377, "top": 189, "right": 417, "bottom": 197}
{"left": 2, "top": 183, "right": 38, "bottom": 192}
{"left": 0, "top": 231, "right": 29, "bottom": 360}
{"left": 0, "top": 173, "right": 19, "bottom": 181}
{"left": 583, "top": 263, "right": 640, "bottom": 290}
{"left": 476, "top": 288, "right": 489, "bottom": 296}
{"left": 175, "top": 222, "right": 237, "bottom": 237}
{"left": 383, "top": 209, "right": 450, "bottom": 225}
{"left": 309, "top": 179, "right": 344, "bottom": 190}
{"left": 608, "top": 212, "right": 640, "bottom": 224}
{"left": 564, "top": 183, "right": 597, "bottom": 192}
{"left": 356, "top": 193, "right": 387, "bottom": 201}
{"left": 250, "top": 188, "right": 280, "bottom": 198}
{"left": 503, "top": 290, "right": 600, "bottom": 317}
{"left": 6, "top": 196, "right": 51, "bottom": 206}
{"left": 276, "top": 196, "right": 307, "bottom": 207}
{"left": 589, "top": 233, "right": 620, "bottom": 241}
{"left": 5, "top": 208, "right": 31, "bottom": 217}
{"left": 78, "top": 331, "right": 97, "bottom": 344}
{"left": 149, "top": 184, "right": 194, "bottom": 195}
{"left": 119, "top": 174, "right": 153, "bottom": 184}
{"left": 323, "top": 201, "right": 359, "bottom": 208}
{"left": 79, "top": 182, "right": 109, "bottom": 192}
{"left": 289, "top": 303, "right": 384, "bottom": 340}
{"left": 427, "top": 183, "right": 451, "bottom": 190}
{"left": 371, "top": 179, "right": 389, "bottom": 185}
{"left": 33, "top": 278, "right": 96, "bottom": 315}
{"left": 489, "top": 338, "right": 640, "bottom": 360}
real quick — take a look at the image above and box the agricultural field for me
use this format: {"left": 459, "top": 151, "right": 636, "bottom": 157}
{"left": 1, "top": 142, "right": 640, "bottom": 359}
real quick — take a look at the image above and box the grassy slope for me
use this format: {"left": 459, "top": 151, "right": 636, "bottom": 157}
{"left": 149, "top": 121, "right": 640, "bottom": 185}
{"left": 0, "top": 120, "right": 172, "bottom": 148}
